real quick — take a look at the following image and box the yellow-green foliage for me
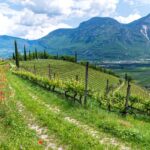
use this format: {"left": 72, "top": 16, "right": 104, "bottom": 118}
{"left": 19, "top": 59, "right": 150, "bottom": 110}
{"left": 13, "top": 70, "right": 85, "bottom": 96}
{"left": 20, "top": 59, "right": 119, "bottom": 93}
{"left": 13, "top": 60, "right": 150, "bottom": 115}
{"left": 119, "top": 83, "right": 150, "bottom": 100}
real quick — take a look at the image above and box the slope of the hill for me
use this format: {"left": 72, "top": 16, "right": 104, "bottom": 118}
{"left": 1, "top": 63, "right": 149, "bottom": 150}
{"left": 20, "top": 59, "right": 119, "bottom": 93}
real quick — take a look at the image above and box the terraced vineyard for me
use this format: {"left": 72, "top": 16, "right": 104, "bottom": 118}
{"left": 119, "top": 83, "right": 150, "bottom": 100}
{"left": 20, "top": 59, "right": 150, "bottom": 99}
{"left": 20, "top": 59, "right": 119, "bottom": 94}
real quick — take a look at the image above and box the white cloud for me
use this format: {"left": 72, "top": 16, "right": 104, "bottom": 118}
{"left": 135, "top": 0, "right": 150, "bottom": 4}
{"left": 0, "top": 0, "right": 119, "bottom": 39}
{"left": 0, "top": 2, "right": 71, "bottom": 39}
{"left": 124, "top": 0, "right": 150, "bottom": 5}
{"left": 115, "top": 13, "right": 141, "bottom": 24}
{"left": 9, "top": 0, "right": 119, "bottom": 17}
{"left": 124, "top": 0, "right": 134, "bottom": 5}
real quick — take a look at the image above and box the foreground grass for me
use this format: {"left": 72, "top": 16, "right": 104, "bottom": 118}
{"left": 0, "top": 101, "right": 43, "bottom": 149}
{"left": 8, "top": 71, "right": 150, "bottom": 150}
{"left": 0, "top": 65, "right": 43, "bottom": 149}
{"left": 0, "top": 91, "right": 41, "bottom": 149}
{"left": 8, "top": 72, "right": 114, "bottom": 150}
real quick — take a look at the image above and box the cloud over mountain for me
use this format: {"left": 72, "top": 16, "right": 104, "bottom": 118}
{"left": 0, "top": 0, "right": 150, "bottom": 39}
{"left": 0, "top": 0, "right": 119, "bottom": 39}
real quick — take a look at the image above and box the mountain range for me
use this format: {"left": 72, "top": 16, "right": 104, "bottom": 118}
{"left": 1, "top": 13, "right": 150, "bottom": 61}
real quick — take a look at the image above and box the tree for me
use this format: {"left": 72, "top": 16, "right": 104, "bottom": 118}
{"left": 24, "top": 45, "right": 27, "bottom": 61}
{"left": 32, "top": 52, "right": 35, "bottom": 59}
{"left": 12, "top": 53, "right": 15, "bottom": 60}
{"left": 29, "top": 50, "right": 31, "bottom": 60}
{"left": 35, "top": 48, "right": 38, "bottom": 59}
{"left": 43, "top": 50, "right": 48, "bottom": 59}
{"left": 14, "top": 40, "right": 19, "bottom": 68}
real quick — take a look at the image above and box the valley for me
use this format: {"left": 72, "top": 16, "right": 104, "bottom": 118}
{"left": 100, "top": 61, "right": 150, "bottom": 89}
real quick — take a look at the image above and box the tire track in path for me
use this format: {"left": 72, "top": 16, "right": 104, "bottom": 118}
{"left": 17, "top": 101, "right": 65, "bottom": 150}
{"left": 9, "top": 83, "right": 65, "bottom": 150}
{"left": 29, "top": 92, "right": 131, "bottom": 150}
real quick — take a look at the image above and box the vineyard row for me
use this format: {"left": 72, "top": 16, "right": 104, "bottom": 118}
{"left": 13, "top": 69, "right": 150, "bottom": 116}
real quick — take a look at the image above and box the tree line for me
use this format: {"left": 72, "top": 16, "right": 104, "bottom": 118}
{"left": 13, "top": 40, "right": 77, "bottom": 68}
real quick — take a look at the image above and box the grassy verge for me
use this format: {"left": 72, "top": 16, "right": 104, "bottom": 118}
{"left": 8, "top": 72, "right": 117, "bottom": 150}
{"left": 10, "top": 72, "right": 150, "bottom": 149}
{"left": 8, "top": 72, "right": 150, "bottom": 149}
{"left": 0, "top": 94, "right": 42, "bottom": 149}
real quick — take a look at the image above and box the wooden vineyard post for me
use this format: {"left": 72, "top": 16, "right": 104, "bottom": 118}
{"left": 84, "top": 62, "right": 89, "bottom": 106}
{"left": 124, "top": 81, "right": 131, "bottom": 115}
{"left": 105, "top": 79, "right": 111, "bottom": 111}
{"left": 34, "top": 65, "right": 36, "bottom": 75}
{"left": 48, "top": 64, "right": 51, "bottom": 79}
{"left": 105, "top": 79, "right": 109, "bottom": 96}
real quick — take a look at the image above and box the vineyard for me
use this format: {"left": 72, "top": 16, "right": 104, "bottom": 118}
{"left": 17, "top": 59, "right": 150, "bottom": 115}
{"left": 0, "top": 61, "right": 150, "bottom": 149}
{"left": 20, "top": 59, "right": 119, "bottom": 93}
{"left": 20, "top": 59, "right": 150, "bottom": 98}
{"left": 2, "top": 3, "right": 150, "bottom": 149}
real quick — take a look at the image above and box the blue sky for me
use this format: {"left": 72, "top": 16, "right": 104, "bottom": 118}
{"left": 0, "top": 0, "right": 150, "bottom": 39}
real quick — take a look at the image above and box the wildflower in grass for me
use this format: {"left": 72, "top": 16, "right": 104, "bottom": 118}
{"left": 38, "top": 140, "right": 43, "bottom": 145}
{"left": 0, "top": 91, "right": 5, "bottom": 101}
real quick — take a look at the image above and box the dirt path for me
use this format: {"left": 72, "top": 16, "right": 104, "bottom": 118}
{"left": 113, "top": 82, "right": 125, "bottom": 96}
{"left": 16, "top": 102, "right": 64, "bottom": 150}
{"left": 9, "top": 84, "right": 65, "bottom": 150}
{"left": 28, "top": 93, "right": 130, "bottom": 150}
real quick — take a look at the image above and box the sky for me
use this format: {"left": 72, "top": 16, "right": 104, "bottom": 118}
{"left": 0, "top": 0, "right": 150, "bottom": 40}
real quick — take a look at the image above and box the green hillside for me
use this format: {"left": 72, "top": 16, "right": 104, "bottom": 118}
{"left": 20, "top": 59, "right": 119, "bottom": 94}
{"left": 20, "top": 59, "right": 150, "bottom": 99}
{"left": 0, "top": 63, "right": 150, "bottom": 149}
